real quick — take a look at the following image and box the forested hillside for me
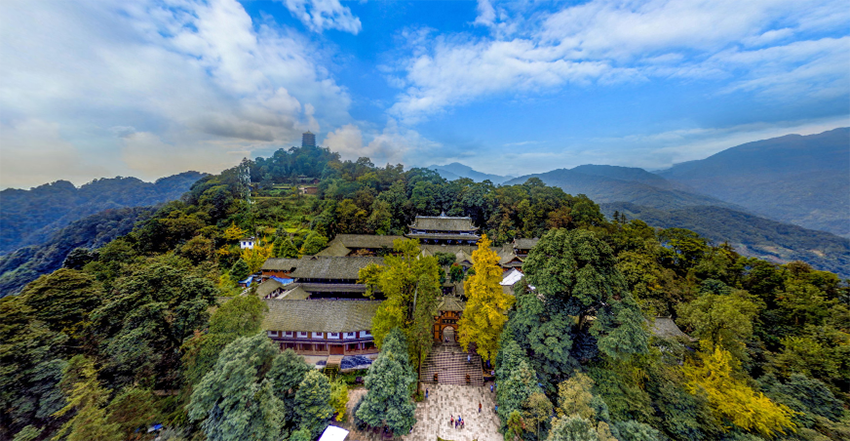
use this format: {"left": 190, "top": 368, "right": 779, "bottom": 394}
{"left": 659, "top": 128, "right": 850, "bottom": 237}
{"left": 0, "top": 207, "right": 155, "bottom": 296}
{"left": 602, "top": 203, "right": 850, "bottom": 279}
{"left": 1, "top": 144, "right": 847, "bottom": 441}
{"left": 0, "top": 171, "right": 204, "bottom": 255}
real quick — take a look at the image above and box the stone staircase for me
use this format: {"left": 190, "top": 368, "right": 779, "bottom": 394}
{"left": 420, "top": 343, "right": 484, "bottom": 387}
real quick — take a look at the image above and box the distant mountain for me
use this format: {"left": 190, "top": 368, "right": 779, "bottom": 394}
{"left": 658, "top": 128, "right": 850, "bottom": 237}
{"left": 504, "top": 165, "right": 740, "bottom": 211}
{"left": 0, "top": 207, "right": 155, "bottom": 296}
{"left": 429, "top": 163, "right": 509, "bottom": 184}
{"left": 602, "top": 202, "right": 850, "bottom": 279}
{"left": 0, "top": 171, "right": 204, "bottom": 255}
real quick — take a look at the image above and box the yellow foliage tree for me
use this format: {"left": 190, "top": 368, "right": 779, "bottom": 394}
{"left": 682, "top": 346, "right": 796, "bottom": 438}
{"left": 458, "top": 234, "right": 515, "bottom": 363}
{"left": 240, "top": 239, "right": 273, "bottom": 273}
{"left": 222, "top": 223, "right": 246, "bottom": 241}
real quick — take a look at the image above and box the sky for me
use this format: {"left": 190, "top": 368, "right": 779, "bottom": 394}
{"left": 1, "top": 0, "right": 848, "bottom": 189}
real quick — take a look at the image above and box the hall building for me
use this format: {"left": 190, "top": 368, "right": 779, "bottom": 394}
{"left": 405, "top": 213, "right": 480, "bottom": 245}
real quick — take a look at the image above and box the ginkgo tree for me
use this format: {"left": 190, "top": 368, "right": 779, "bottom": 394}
{"left": 682, "top": 346, "right": 796, "bottom": 438}
{"left": 458, "top": 234, "right": 515, "bottom": 363}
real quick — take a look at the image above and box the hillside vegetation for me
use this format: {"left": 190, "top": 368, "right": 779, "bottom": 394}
{"left": 0, "top": 171, "right": 204, "bottom": 255}
{"left": 1, "top": 144, "right": 847, "bottom": 441}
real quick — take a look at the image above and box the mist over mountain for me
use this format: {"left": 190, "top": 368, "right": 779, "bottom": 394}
{"left": 0, "top": 171, "right": 204, "bottom": 255}
{"left": 504, "top": 165, "right": 740, "bottom": 211}
{"left": 658, "top": 127, "right": 850, "bottom": 237}
{"left": 428, "top": 162, "right": 510, "bottom": 184}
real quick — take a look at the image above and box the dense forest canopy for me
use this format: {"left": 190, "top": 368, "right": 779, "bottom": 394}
{"left": 1, "top": 143, "right": 847, "bottom": 441}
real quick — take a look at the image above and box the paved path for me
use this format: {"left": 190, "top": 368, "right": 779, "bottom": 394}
{"left": 402, "top": 383, "right": 502, "bottom": 441}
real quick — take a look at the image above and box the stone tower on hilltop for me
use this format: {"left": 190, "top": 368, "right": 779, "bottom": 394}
{"left": 302, "top": 131, "right": 316, "bottom": 148}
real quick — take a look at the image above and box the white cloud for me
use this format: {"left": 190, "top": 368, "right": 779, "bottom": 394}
{"left": 0, "top": 0, "right": 354, "bottom": 188}
{"left": 324, "top": 120, "right": 441, "bottom": 166}
{"left": 386, "top": 0, "right": 850, "bottom": 122}
{"left": 281, "top": 0, "right": 362, "bottom": 34}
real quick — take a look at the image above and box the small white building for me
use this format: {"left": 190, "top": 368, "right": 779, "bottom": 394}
{"left": 239, "top": 237, "right": 256, "bottom": 250}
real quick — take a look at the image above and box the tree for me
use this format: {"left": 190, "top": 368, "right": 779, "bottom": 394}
{"left": 329, "top": 379, "right": 349, "bottom": 422}
{"left": 682, "top": 346, "right": 796, "bottom": 438}
{"left": 275, "top": 236, "right": 299, "bottom": 258}
{"left": 230, "top": 259, "right": 250, "bottom": 282}
{"left": 676, "top": 280, "right": 760, "bottom": 358}
{"left": 182, "top": 296, "right": 268, "bottom": 386}
{"left": 358, "top": 239, "right": 441, "bottom": 368}
{"left": 300, "top": 231, "right": 328, "bottom": 255}
{"left": 355, "top": 328, "right": 416, "bottom": 436}
{"left": 241, "top": 239, "right": 273, "bottom": 273}
{"left": 188, "top": 334, "right": 286, "bottom": 441}
{"left": 556, "top": 373, "right": 596, "bottom": 420}
{"left": 517, "top": 229, "right": 649, "bottom": 384}
{"left": 91, "top": 261, "right": 217, "bottom": 387}
{"left": 105, "top": 386, "right": 160, "bottom": 438}
{"left": 52, "top": 355, "right": 122, "bottom": 441}
{"left": 295, "top": 370, "right": 334, "bottom": 438}
{"left": 458, "top": 235, "right": 515, "bottom": 363}
{"left": 222, "top": 223, "right": 246, "bottom": 241}
{"left": 547, "top": 415, "right": 598, "bottom": 441}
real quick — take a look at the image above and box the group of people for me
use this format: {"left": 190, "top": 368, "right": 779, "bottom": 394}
{"left": 450, "top": 415, "right": 465, "bottom": 430}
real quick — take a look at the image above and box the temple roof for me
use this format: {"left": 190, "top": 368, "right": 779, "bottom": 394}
{"left": 261, "top": 258, "right": 301, "bottom": 271}
{"left": 263, "top": 300, "right": 382, "bottom": 332}
{"left": 437, "top": 295, "right": 465, "bottom": 312}
{"left": 405, "top": 233, "right": 480, "bottom": 241}
{"left": 513, "top": 238, "right": 539, "bottom": 251}
{"left": 650, "top": 317, "right": 696, "bottom": 341}
{"left": 331, "top": 234, "right": 405, "bottom": 249}
{"left": 288, "top": 257, "right": 384, "bottom": 280}
{"left": 409, "top": 215, "right": 477, "bottom": 232}
{"left": 314, "top": 240, "right": 352, "bottom": 257}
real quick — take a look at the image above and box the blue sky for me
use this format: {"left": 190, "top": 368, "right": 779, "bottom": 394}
{"left": 1, "top": 0, "right": 848, "bottom": 188}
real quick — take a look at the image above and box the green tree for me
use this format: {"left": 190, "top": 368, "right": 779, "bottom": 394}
{"left": 295, "top": 370, "right": 334, "bottom": 438}
{"left": 358, "top": 239, "right": 441, "bottom": 369}
{"left": 92, "top": 261, "right": 217, "bottom": 387}
{"left": 355, "top": 328, "right": 416, "bottom": 436}
{"left": 188, "top": 334, "right": 286, "bottom": 441}
{"left": 676, "top": 280, "right": 760, "bottom": 358}
{"left": 300, "top": 231, "right": 329, "bottom": 255}
{"left": 105, "top": 386, "right": 160, "bottom": 438}
{"left": 458, "top": 235, "right": 515, "bottom": 363}
{"left": 182, "top": 295, "right": 268, "bottom": 386}
{"left": 230, "top": 258, "right": 250, "bottom": 282}
{"left": 52, "top": 355, "right": 122, "bottom": 441}
{"left": 547, "top": 415, "right": 598, "bottom": 441}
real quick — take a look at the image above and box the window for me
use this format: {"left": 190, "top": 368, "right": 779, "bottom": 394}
{"left": 267, "top": 331, "right": 279, "bottom": 337}
{"left": 298, "top": 332, "right": 308, "bottom": 338}
{"left": 315, "top": 344, "right": 326, "bottom": 352}
{"left": 284, "top": 331, "right": 293, "bottom": 337}
{"left": 329, "top": 332, "right": 339, "bottom": 338}
{"left": 312, "top": 332, "right": 323, "bottom": 339}
{"left": 346, "top": 332, "right": 355, "bottom": 337}
{"left": 361, "top": 330, "right": 372, "bottom": 337}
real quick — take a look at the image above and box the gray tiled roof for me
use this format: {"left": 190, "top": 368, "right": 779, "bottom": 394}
{"left": 332, "top": 234, "right": 405, "bottom": 249}
{"left": 314, "top": 240, "right": 352, "bottom": 257}
{"left": 513, "top": 238, "right": 539, "bottom": 250}
{"left": 261, "top": 258, "right": 301, "bottom": 271}
{"left": 409, "top": 216, "right": 477, "bottom": 231}
{"left": 262, "top": 299, "right": 383, "bottom": 333}
{"left": 288, "top": 257, "right": 384, "bottom": 280}
{"left": 256, "top": 279, "right": 285, "bottom": 297}
{"left": 406, "top": 233, "right": 480, "bottom": 241}
{"left": 437, "top": 296, "right": 465, "bottom": 312}
{"left": 650, "top": 317, "right": 696, "bottom": 341}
